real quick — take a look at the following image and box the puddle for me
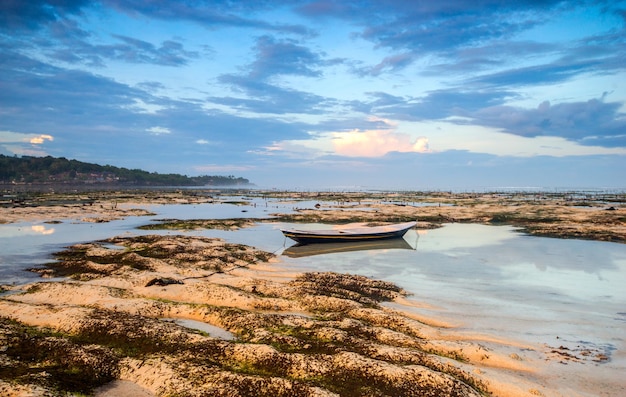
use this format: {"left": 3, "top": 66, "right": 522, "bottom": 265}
{"left": 94, "top": 380, "right": 155, "bottom": 397}
{"left": 163, "top": 318, "right": 236, "bottom": 340}
{"left": 101, "top": 243, "right": 125, "bottom": 250}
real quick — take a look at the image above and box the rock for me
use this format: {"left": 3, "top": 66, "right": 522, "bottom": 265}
{"left": 145, "top": 277, "right": 183, "bottom": 287}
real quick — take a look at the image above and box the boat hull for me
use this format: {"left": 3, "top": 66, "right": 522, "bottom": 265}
{"left": 281, "top": 221, "right": 416, "bottom": 244}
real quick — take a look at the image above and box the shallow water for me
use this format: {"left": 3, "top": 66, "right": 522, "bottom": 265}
{"left": 275, "top": 225, "right": 625, "bottom": 340}
{"left": 0, "top": 197, "right": 297, "bottom": 283}
{"left": 162, "top": 318, "right": 236, "bottom": 340}
{"left": 1, "top": 200, "right": 625, "bottom": 389}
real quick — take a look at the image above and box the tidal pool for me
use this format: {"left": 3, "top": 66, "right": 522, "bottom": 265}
{"left": 162, "top": 318, "right": 236, "bottom": 341}
{"left": 0, "top": 196, "right": 296, "bottom": 283}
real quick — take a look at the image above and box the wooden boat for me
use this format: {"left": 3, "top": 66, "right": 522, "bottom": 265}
{"left": 281, "top": 221, "right": 416, "bottom": 244}
{"left": 282, "top": 238, "right": 415, "bottom": 258}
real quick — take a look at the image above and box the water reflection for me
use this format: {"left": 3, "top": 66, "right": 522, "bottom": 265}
{"left": 283, "top": 238, "right": 415, "bottom": 258}
{"left": 417, "top": 223, "right": 519, "bottom": 251}
{"left": 163, "top": 318, "right": 236, "bottom": 340}
{"left": 278, "top": 223, "right": 625, "bottom": 360}
{"left": 0, "top": 224, "right": 55, "bottom": 238}
{"left": 143, "top": 196, "right": 309, "bottom": 220}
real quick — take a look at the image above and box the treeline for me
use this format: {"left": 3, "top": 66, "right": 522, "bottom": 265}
{"left": 0, "top": 155, "right": 251, "bottom": 186}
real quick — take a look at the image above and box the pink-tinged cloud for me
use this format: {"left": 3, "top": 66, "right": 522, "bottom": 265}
{"left": 1, "top": 131, "right": 53, "bottom": 144}
{"left": 332, "top": 129, "right": 429, "bottom": 157}
{"left": 29, "top": 134, "right": 53, "bottom": 144}
{"left": 0, "top": 131, "right": 54, "bottom": 156}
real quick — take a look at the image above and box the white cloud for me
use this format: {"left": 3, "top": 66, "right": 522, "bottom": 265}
{"left": 146, "top": 126, "right": 171, "bottom": 135}
{"left": 130, "top": 99, "right": 166, "bottom": 114}
{"left": 196, "top": 139, "right": 211, "bottom": 144}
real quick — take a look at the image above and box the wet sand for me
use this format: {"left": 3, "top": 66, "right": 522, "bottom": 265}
{"left": 1, "top": 189, "right": 624, "bottom": 396}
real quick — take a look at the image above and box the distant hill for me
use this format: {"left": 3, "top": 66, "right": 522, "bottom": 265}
{"left": 0, "top": 155, "right": 251, "bottom": 187}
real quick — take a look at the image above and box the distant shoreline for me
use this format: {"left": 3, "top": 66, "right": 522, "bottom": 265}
{"left": 1, "top": 183, "right": 624, "bottom": 194}
{"left": 0, "top": 183, "right": 255, "bottom": 194}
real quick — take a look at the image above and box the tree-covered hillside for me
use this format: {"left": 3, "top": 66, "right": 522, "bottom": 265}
{"left": 0, "top": 155, "right": 251, "bottom": 186}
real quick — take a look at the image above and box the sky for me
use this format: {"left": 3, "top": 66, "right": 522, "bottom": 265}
{"left": 1, "top": 0, "right": 625, "bottom": 190}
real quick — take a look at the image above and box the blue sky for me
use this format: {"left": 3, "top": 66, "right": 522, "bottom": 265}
{"left": 1, "top": 0, "right": 625, "bottom": 190}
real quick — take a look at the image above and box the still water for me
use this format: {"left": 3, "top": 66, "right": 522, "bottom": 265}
{"left": 1, "top": 199, "right": 625, "bottom": 378}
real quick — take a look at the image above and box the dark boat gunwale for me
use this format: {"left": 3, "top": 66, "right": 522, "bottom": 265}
{"left": 281, "top": 221, "right": 417, "bottom": 244}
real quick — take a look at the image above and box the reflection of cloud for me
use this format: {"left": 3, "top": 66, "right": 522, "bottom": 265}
{"left": 419, "top": 224, "right": 518, "bottom": 252}
{"left": 31, "top": 225, "right": 55, "bottom": 235}
{"left": 0, "top": 224, "right": 55, "bottom": 238}
{"left": 333, "top": 129, "right": 429, "bottom": 157}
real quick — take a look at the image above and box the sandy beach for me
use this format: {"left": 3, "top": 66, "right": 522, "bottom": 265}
{"left": 1, "top": 189, "right": 624, "bottom": 396}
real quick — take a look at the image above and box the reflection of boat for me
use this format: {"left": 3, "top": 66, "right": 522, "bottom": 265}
{"left": 282, "top": 238, "right": 415, "bottom": 258}
{"left": 281, "top": 221, "right": 417, "bottom": 244}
